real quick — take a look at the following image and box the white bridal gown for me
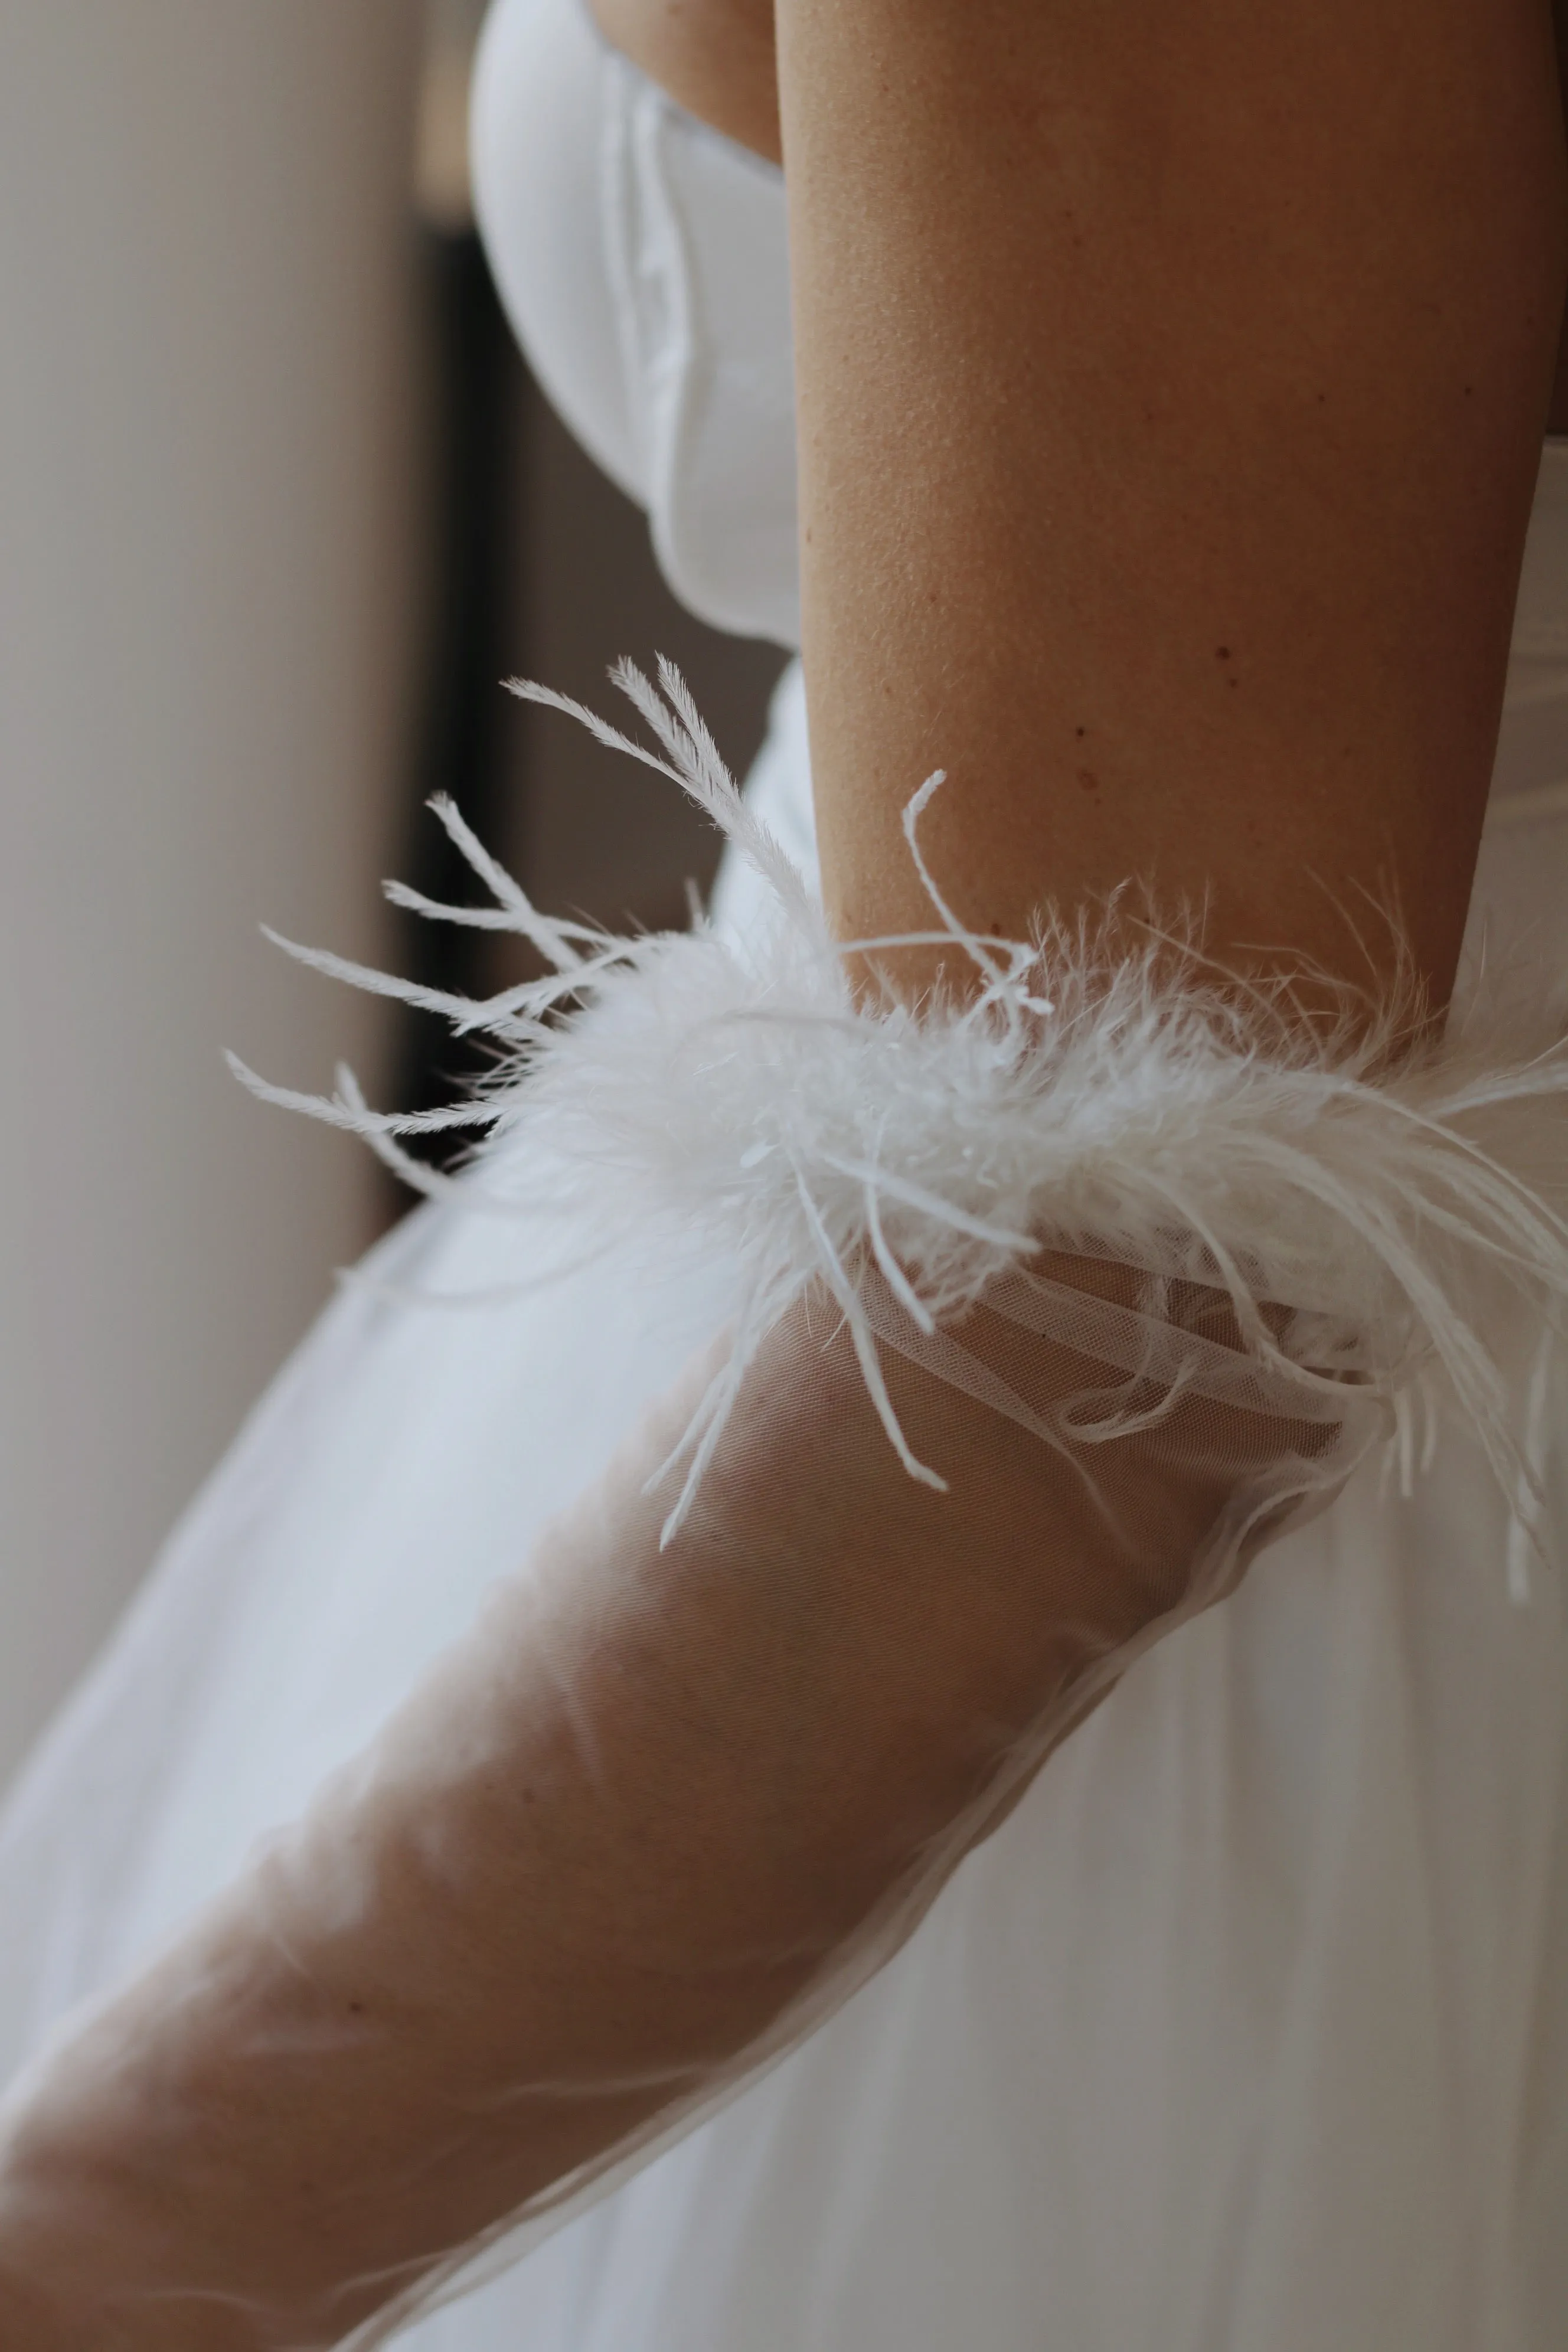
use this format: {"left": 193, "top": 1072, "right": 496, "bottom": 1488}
{"left": 5, "top": 2, "right": 1568, "bottom": 2345}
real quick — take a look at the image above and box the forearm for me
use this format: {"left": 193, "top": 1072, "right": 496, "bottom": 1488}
{"left": 0, "top": 1301, "right": 1188, "bottom": 2346}
{"left": 781, "top": 0, "right": 1566, "bottom": 1002}
{"left": 7, "top": 9, "right": 1566, "bottom": 2340}
{"left": 5, "top": 785, "right": 1561, "bottom": 2343}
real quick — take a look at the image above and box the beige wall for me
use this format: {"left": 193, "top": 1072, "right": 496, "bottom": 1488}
{"left": 0, "top": 4, "right": 424, "bottom": 1780}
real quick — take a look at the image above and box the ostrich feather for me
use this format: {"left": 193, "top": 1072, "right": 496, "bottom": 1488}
{"left": 232, "top": 659, "right": 1568, "bottom": 1534}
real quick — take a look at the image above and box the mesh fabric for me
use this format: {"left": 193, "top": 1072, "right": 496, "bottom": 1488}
{"left": 0, "top": 1255, "right": 1363, "bottom": 2348}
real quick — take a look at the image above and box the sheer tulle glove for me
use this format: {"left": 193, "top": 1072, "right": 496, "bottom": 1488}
{"left": 2, "top": 668, "right": 1566, "bottom": 2347}
{"left": 0, "top": 1267, "right": 1355, "bottom": 2350}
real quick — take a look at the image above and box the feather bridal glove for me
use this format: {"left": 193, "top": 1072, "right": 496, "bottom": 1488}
{"left": 1, "top": 668, "right": 1565, "bottom": 2349}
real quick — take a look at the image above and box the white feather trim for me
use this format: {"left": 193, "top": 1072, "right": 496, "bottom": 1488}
{"left": 233, "top": 659, "right": 1568, "bottom": 1532}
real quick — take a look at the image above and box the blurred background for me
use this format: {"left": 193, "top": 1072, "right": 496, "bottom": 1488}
{"left": 0, "top": 0, "right": 786, "bottom": 1783}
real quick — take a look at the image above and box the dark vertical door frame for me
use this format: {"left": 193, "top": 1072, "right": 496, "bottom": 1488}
{"left": 387, "top": 222, "right": 521, "bottom": 1172}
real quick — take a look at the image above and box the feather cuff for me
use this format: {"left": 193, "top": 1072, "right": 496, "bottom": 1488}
{"left": 234, "top": 661, "right": 1568, "bottom": 1530}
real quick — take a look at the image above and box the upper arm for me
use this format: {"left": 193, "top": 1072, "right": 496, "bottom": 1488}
{"left": 781, "top": 0, "right": 1568, "bottom": 1005}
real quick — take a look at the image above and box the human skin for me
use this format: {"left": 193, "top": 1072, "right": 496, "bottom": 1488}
{"left": 591, "top": 0, "right": 783, "bottom": 162}
{"left": 594, "top": 0, "right": 1568, "bottom": 424}
{"left": 598, "top": 0, "right": 1568, "bottom": 1011}
{"left": 1, "top": 1, "right": 1566, "bottom": 2340}
{"left": 787, "top": 0, "right": 1566, "bottom": 1007}
{"left": 0, "top": 1302, "right": 1256, "bottom": 2346}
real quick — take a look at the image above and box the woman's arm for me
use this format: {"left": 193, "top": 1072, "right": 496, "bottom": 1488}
{"left": 589, "top": 0, "right": 781, "bottom": 161}
{"left": 590, "top": 0, "right": 1564, "bottom": 992}
{"left": 0, "top": 1295, "right": 1266, "bottom": 2347}
{"left": 788, "top": 0, "right": 1565, "bottom": 1004}
{"left": 0, "top": 4, "right": 1563, "bottom": 2343}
